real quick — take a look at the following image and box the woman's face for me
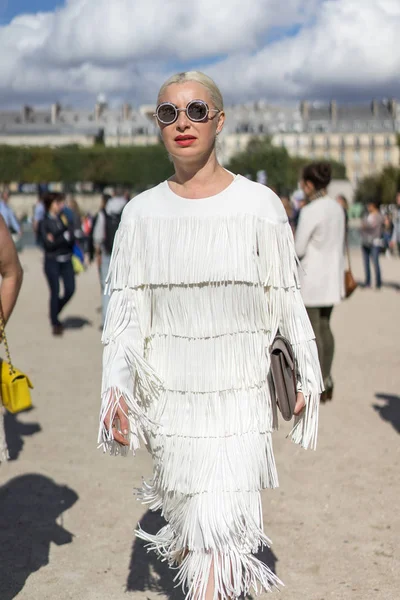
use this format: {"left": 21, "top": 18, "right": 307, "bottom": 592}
{"left": 156, "top": 81, "right": 224, "bottom": 164}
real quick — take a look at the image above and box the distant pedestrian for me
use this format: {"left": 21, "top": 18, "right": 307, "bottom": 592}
{"left": 360, "top": 200, "right": 384, "bottom": 289}
{"left": 65, "top": 196, "right": 84, "bottom": 240}
{"left": 33, "top": 195, "right": 45, "bottom": 247}
{"left": 295, "top": 162, "right": 345, "bottom": 402}
{"left": 87, "top": 193, "right": 110, "bottom": 265}
{"left": 280, "top": 194, "right": 296, "bottom": 231}
{"left": 390, "top": 190, "right": 400, "bottom": 256}
{"left": 336, "top": 194, "right": 349, "bottom": 232}
{"left": 0, "top": 215, "right": 23, "bottom": 462}
{"left": 292, "top": 189, "right": 308, "bottom": 230}
{"left": 93, "top": 187, "right": 126, "bottom": 326}
{"left": 40, "top": 193, "right": 76, "bottom": 336}
{"left": 382, "top": 213, "right": 394, "bottom": 256}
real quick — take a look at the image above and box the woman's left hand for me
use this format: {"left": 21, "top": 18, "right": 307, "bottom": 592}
{"left": 294, "top": 392, "right": 305, "bottom": 415}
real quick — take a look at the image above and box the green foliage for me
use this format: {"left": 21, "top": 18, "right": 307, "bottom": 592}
{"left": 0, "top": 137, "right": 347, "bottom": 195}
{"left": 355, "top": 166, "right": 400, "bottom": 205}
{"left": 0, "top": 143, "right": 173, "bottom": 191}
{"left": 226, "top": 137, "right": 346, "bottom": 194}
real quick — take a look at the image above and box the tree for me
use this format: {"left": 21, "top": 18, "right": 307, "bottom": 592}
{"left": 0, "top": 143, "right": 173, "bottom": 191}
{"left": 226, "top": 137, "right": 346, "bottom": 194}
{"left": 226, "top": 137, "right": 293, "bottom": 193}
{"left": 355, "top": 166, "right": 400, "bottom": 205}
{"left": 22, "top": 148, "right": 62, "bottom": 183}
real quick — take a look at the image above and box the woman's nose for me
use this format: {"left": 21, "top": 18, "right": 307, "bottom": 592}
{"left": 176, "top": 109, "right": 190, "bottom": 130}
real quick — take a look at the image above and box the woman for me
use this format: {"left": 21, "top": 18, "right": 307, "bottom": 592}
{"left": 99, "top": 72, "right": 323, "bottom": 600}
{"left": 40, "top": 193, "right": 75, "bottom": 336}
{"left": 295, "top": 162, "right": 345, "bottom": 402}
{"left": 360, "top": 201, "right": 384, "bottom": 289}
{"left": 0, "top": 215, "right": 23, "bottom": 461}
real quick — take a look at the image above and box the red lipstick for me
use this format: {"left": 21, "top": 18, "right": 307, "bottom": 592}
{"left": 175, "top": 135, "right": 196, "bottom": 147}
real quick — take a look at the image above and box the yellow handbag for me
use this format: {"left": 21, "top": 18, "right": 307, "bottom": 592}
{"left": 0, "top": 304, "right": 33, "bottom": 414}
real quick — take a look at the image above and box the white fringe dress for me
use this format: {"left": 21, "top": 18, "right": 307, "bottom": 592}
{"left": 98, "top": 174, "right": 323, "bottom": 600}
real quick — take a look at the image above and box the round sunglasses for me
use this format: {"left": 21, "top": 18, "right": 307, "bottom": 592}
{"left": 153, "top": 99, "right": 220, "bottom": 125}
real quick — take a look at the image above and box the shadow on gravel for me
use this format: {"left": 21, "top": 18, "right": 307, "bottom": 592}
{"left": 126, "top": 509, "right": 278, "bottom": 599}
{"left": 374, "top": 393, "right": 400, "bottom": 434}
{"left": 62, "top": 316, "right": 92, "bottom": 329}
{"left": 0, "top": 474, "right": 78, "bottom": 600}
{"left": 382, "top": 281, "right": 400, "bottom": 291}
{"left": 4, "top": 409, "right": 41, "bottom": 461}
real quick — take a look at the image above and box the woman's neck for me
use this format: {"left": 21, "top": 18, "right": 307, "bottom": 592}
{"left": 171, "top": 151, "right": 225, "bottom": 189}
{"left": 309, "top": 188, "right": 327, "bottom": 201}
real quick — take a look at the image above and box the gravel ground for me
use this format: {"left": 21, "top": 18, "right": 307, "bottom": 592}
{"left": 0, "top": 247, "right": 399, "bottom": 600}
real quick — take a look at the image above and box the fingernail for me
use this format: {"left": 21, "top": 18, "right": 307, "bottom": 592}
{"left": 123, "top": 429, "right": 128, "bottom": 435}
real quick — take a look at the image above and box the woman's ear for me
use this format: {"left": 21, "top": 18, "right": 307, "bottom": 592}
{"left": 216, "top": 111, "right": 225, "bottom": 135}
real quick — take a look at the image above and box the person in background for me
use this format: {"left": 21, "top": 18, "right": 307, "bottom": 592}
{"left": 40, "top": 193, "right": 76, "bottom": 336}
{"left": 382, "top": 213, "right": 394, "bottom": 256}
{"left": 360, "top": 200, "right": 384, "bottom": 289}
{"left": 336, "top": 194, "right": 349, "bottom": 231}
{"left": 65, "top": 196, "right": 84, "bottom": 245}
{"left": 280, "top": 194, "right": 295, "bottom": 232}
{"left": 33, "top": 195, "right": 45, "bottom": 246}
{"left": 87, "top": 193, "right": 110, "bottom": 265}
{"left": 295, "top": 162, "right": 345, "bottom": 403}
{"left": 93, "top": 187, "right": 126, "bottom": 326}
{"left": 292, "top": 189, "right": 308, "bottom": 230}
{"left": 0, "top": 215, "right": 24, "bottom": 462}
{"left": 0, "top": 190, "right": 21, "bottom": 239}
{"left": 390, "top": 190, "right": 400, "bottom": 256}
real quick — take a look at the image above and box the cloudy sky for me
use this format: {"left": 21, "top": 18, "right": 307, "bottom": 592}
{"left": 0, "top": 0, "right": 398, "bottom": 108}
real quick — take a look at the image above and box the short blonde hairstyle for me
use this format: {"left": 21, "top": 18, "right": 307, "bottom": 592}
{"left": 157, "top": 71, "right": 224, "bottom": 111}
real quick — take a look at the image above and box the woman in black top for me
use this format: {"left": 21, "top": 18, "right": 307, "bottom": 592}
{"left": 40, "top": 193, "right": 76, "bottom": 335}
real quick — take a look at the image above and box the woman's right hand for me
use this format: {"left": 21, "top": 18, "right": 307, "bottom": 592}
{"left": 103, "top": 396, "right": 130, "bottom": 446}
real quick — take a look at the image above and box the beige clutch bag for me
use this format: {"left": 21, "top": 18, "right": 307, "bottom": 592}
{"left": 269, "top": 334, "right": 297, "bottom": 421}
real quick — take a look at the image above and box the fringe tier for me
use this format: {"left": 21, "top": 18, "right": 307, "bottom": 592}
{"left": 99, "top": 212, "right": 322, "bottom": 599}
{"left": 136, "top": 524, "right": 282, "bottom": 600}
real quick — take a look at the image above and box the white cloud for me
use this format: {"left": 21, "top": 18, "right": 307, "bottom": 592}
{"left": 210, "top": 0, "right": 400, "bottom": 102}
{"left": 0, "top": 0, "right": 398, "bottom": 107}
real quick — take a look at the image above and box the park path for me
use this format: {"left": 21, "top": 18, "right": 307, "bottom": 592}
{"left": 0, "top": 247, "right": 399, "bottom": 600}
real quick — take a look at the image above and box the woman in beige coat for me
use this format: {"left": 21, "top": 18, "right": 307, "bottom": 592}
{"left": 295, "top": 162, "right": 345, "bottom": 402}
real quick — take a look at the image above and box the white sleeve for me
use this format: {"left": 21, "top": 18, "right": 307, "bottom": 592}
{"left": 258, "top": 215, "right": 323, "bottom": 450}
{"left": 98, "top": 222, "right": 161, "bottom": 456}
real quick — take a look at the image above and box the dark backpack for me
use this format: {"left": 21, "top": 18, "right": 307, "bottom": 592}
{"left": 103, "top": 209, "right": 122, "bottom": 255}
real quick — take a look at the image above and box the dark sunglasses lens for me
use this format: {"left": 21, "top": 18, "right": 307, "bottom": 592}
{"left": 158, "top": 104, "right": 176, "bottom": 123}
{"left": 188, "top": 101, "right": 207, "bottom": 121}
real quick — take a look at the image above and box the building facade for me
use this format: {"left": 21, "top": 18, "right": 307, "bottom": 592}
{"left": 218, "top": 99, "right": 399, "bottom": 187}
{"left": 0, "top": 97, "right": 398, "bottom": 190}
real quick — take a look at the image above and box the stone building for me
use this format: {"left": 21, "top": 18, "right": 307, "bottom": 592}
{"left": 0, "top": 95, "right": 158, "bottom": 148}
{"left": 0, "top": 96, "right": 398, "bottom": 191}
{"left": 218, "top": 99, "right": 399, "bottom": 187}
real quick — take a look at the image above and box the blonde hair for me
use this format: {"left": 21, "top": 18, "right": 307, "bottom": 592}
{"left": 157, "top": 71, "right": 224, "bottom": 111}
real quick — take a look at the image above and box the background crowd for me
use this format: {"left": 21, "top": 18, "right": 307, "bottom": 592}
{"left": 1, "top": 166, "right": 400, "bottom": 340}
